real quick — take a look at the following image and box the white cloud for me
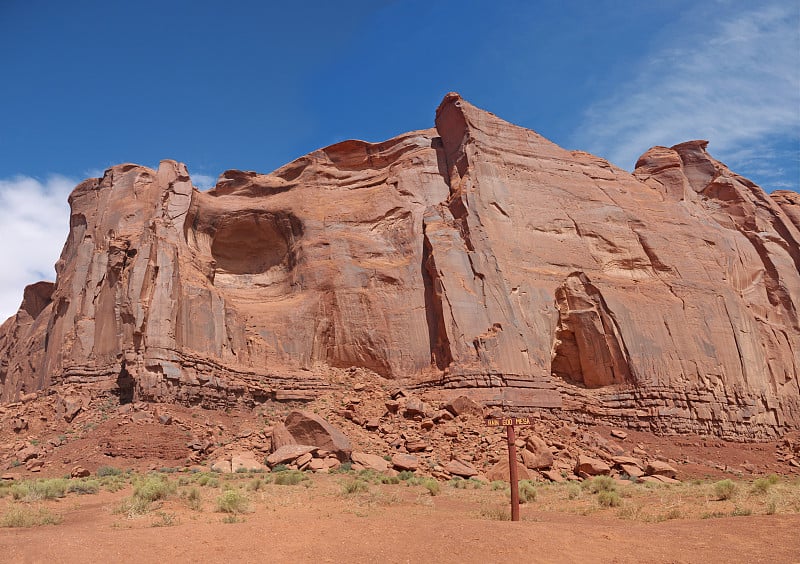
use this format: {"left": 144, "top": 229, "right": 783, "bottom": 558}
{"left": 575, "top": 1, "right": 800, "bottom": 191}
{"left": 0, "top": 175, "right": 74, "bottom": 322}
{"left": 191, "top": 173, "right": 217, "bottom": 190}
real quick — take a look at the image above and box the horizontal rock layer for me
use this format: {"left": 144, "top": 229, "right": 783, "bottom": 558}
{"left": 0, "top": 93, "right": 798, "bottom": 439}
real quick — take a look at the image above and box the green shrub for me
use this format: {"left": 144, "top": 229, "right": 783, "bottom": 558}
{"left": 100, "top": 475, "right": 127, "bottom": 493}
{"left": 183, "top": 487, "right": 203, "bottom": 511}
{"left": 215, "top": 490, "right": 250, "bottom": 514}
{"left": 518, "top": 480, "right": 537, "bottom": 504}
{"left": 422, "top": 478, "right": 440, "bottom": 496}
{"left": 397, "top": 471, "right": 416, "bottom": 481}
{"left": 133, "top": 475, "right": 176, "bottom": 503}
{"left": 246, "top": 478, "right": 265, "bottom": 492}
{"left": 751, "top": 475, "right": 780, "bottom": 494}
{"left": 96, "top": 466, "right": 123, "bottom": 477}
{"left": 341, "top": 479, "right": 370, "bottom": 495}
{"left": 272, "top": 470, "right": 307, "bottom": 486}
{"left": 713, "top": 479, "right": 737, "bottom": 500}
{"left": 567, "top": 484, "right": 582, "bottom": 500}
{"left": 380, "top": 475, "right": 400, "bottom": 485}
{"left": 270, "top": 464, "right": 289, "bottom": 473}
{"left": 597, "top": 490, "right": 621, "bottom": 507}
{"left": 583, "top": 475, "right": 616, "bottom": 494}
{"left": 0, "top": 505, "right": 62, "bottom": 527}
{"left": 197, "top": 474, "right": 220, "bottom": 488}
{"left": 330, "top": 462, "right": 353, "bottom": 474}
{"left": 67, "top": 479, "right": 100, "bottom": 495}
{"left": 490, "top": 480, "right": 507, "bottom": 491}
{"left": 11, "top": 479, "right": 68, "bottom": 501}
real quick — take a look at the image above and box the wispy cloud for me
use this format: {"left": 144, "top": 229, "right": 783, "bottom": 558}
{"left": 0, "top": 175, "right": 73, "bottom": 322}
{"left": 575, "top": 1, "right": 800, "bottom": 192}
{"left": 191, "top": 173, "right": 217, "bottom": 190}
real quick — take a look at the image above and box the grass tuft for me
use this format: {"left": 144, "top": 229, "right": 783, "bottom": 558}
{"left": 215, "top": 489, "right": 250, "bottom": 514}
{"left": 0, "top": 505, "right": 62, "bottom": 527}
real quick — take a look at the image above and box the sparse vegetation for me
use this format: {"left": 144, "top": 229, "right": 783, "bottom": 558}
{"left": 597, "top": 490, "right": 621, "bottom": 507}
{"left": 713, "top": 479, "right": 737, "bottom": 500}
{"left": 0, "top": 504, "right": 62, "bottom": 527}
{"left": 583, "top": 475, "right": 616, "bottom": 494}
{"left": 751, "top": 475, "right": 780, "bottom": 494}
{"left": 341, "top": 478, "right": 370, "bottom": 495}
{"left": 11, "top": 479, "right": 68, "bottom": 502}
{"left": 215, "top": 489, "right": 250, "bottom": 514}
{"left": 67, "top": 478, "right": 100, "bottom": 495}
{"left": 518, "top": 480, "right": 537, "bottom": 504}
{"left": 272, "top": 470, "right": 308, "bottom": 486}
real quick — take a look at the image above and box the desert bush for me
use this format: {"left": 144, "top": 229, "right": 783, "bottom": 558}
{"left": 597, "top": 490, "right": 621, "bottom": 507}
{"left": 450, "top": 477, "right": 483, "bottom": 490}
{"left": 182, "top": 487, "right": 203, "bottom": 511}
{"left": 490, "top": 480, "right": 507, "bottom": 491}
{"left": 713, "top": 479, "right": 737, "bottom": 500}
{"left": 583, "top": 476, "right": 616, "bottom": 494}
{"left": 380, "top": 475, "right": 400, "bottom": 485}
{"left": 341, "top": 478, "right": 370, "bottom": 495}
{"left": 100, "top": 475, "right": 127, "bottom": 493}
{"left": 215, "top": 489, "right": 250, "bottom": 514}
{"left": 133, "top": 475, "right": 176, "bottom": 503}
{"left": 67, "top": 479, "right": 100, "bottom": 495}
{"left": 269, "top": 464, "right": 289, "bottom": 473}
{"left": 480, "top": 505, "right": 510, "bottom": 521}
{"left": 329, "top": 462, "right": 353, "bottom": 474}
{"left": 422, "top": 478, "right": 440, "bottom": 496}
{"left": 566, "top": 484, "right": 582, "bottom": 500}
{"left": 730, "top": 505, "right": 752, "bottom": 517}
{"left": 518, "top": 480, "right": 537, "bottom": 504}
{"left": 246, "top": 478, "right": 265, "bottom": 492}
{"left": 272, "top": 470, "right": 307, "bottom": 486}
{"left": 11, "top": 479, "right": 68, "bottom": 502}
{"left": 96, "top": 466, "right": 123, "bottom": 477}
{"left": 751, "top": 475, "right": 780, "bottom": 494}
{"left": 197, "top": 474, "right": 220, "bottom": 488}
{"left": 0, "top": 505, "right": 62, "bottom": 527}
{"left": 397, "top": 471, "right": 416, "bottom": 481}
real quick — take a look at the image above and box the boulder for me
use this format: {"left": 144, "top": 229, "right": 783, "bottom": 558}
{"left": 444, "top": 396, "right": 483, "bottom": 417}
{"left": 391, "top": 453, "right": 419, "bottom": 471}
{"left": 231, "top": 451, "right": 266, "bottom": 472}
{"left": 522, "top": 435, "right": 553, "bottom": 469}
{"left": 266, "top": 444, "right": 318, "bottom": 467}
{"left": 271, "top": 423, "right": 297, "bottom": 451}
{"left": 70, "top": 466, "right": 90, "bottom": 478}
{"left": 283, "top": 411, "right": 351, "bottom": 461}
{"left": 403, "top": 398, "right": 430, "bottom": 418}
{"left": 211, "top": 459, "right": 232, "bottom": 473}
{"left": 575, "top": 455, "right": 611, "bottom": 476}
{"left": 444, "top": 459, "right": 478, "bottom": 478}
{"left": 645, "top": 460, "right": 678, "bottom": 479}
{"left": 351, "top": 452, "right": 390, "bottom": 472}
{"left": 486, "top": 458, "right": 532, "bottom": 482}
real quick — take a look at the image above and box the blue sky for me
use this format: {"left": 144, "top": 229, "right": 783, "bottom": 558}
{"left": 0, "top": 0, "right": 798, "bottom": 319}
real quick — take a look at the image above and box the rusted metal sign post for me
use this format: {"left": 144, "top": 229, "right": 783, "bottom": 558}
{"left": 486, "top": 416, "right": 533, "bottom": 521}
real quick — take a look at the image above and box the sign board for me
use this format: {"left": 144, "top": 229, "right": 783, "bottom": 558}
{"left": 485, "top": 416, "right": 533, "bottom": 427}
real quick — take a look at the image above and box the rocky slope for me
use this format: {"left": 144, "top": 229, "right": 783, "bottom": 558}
{"left": 0, "top": 93, "right": 798, "bottom": 440}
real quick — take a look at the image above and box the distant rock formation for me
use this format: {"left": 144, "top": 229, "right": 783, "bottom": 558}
{"left": 1, "top": 93, "right": 798, "bottom": 439}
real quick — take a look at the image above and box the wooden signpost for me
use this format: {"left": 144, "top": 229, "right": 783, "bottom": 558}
{"left": 485, "top": 415, "right": 533, "bottom": 521}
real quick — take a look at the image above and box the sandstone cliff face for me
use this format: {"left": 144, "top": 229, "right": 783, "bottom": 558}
{"left": 1, "top": 94, "right": 798, "bottom": 438}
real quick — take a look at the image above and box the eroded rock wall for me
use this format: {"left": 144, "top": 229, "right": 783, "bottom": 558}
{"left": 0, "top": 94, "right": 798, "bottom": 438}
